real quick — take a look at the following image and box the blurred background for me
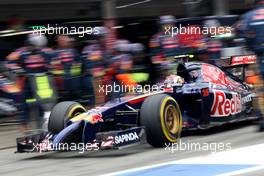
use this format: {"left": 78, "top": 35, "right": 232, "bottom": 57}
{"left": 0, "top": 0, "right": 256, "bottom": 54}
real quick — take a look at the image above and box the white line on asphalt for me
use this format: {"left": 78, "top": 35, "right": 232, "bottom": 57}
{"left": 101, "top": 159, "right": 179, "bottom": 176}
{"left": 103, "top": 143, "right": 264, "bottom": 176}
{"left": 217, "top": 165, "right": 264, "bottom": 176}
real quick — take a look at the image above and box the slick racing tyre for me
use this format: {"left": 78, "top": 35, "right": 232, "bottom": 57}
{"left": 48, "top": 101, "right": 86, "bottom": 134}
{"left": 140, "top": 94, "right": 182, "bottom": 147}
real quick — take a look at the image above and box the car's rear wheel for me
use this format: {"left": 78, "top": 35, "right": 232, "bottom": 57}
{"left": 48, "top": 101, "right": 86, "bottom": 134}
{"left": 140, "top": 94, "right": 182, "bottom": 147}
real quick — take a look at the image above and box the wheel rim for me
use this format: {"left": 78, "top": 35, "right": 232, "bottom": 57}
{"left": 164, "top": 104, "right": 179, "bottom": 134}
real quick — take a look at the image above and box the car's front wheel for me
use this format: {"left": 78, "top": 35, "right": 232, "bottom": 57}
{"left": 140, "top": 94, "right": 182, "bottom": 147}
{"left": 48, "top": 101, "right": 86, "bottom": 134}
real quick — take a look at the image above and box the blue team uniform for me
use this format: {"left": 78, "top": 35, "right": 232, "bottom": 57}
{"left": 238, "top": 5, "right": 264, "bottom": 78}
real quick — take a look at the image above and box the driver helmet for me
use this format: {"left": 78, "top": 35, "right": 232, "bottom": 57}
{"left": 203, "top": 19, "right": 220, "bottom": 28}
{"left": 164, "top": 75, "right": 184, "bottom": 87}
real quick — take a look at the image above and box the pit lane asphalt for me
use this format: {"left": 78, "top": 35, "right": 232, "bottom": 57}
{"left": 0, "top": 121, "right": 263, "bottom": 176}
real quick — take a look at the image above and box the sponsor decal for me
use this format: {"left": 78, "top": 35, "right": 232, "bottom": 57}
{"left": 129, "top": 97, "right": 146, "bottom": 104}
{"left": 242, "top": 94, "right": 253, "bottom": 104}
{"left": 211, "top": 90, "right": 242, "bottom": 117}
{"left": 84, "top": 109, "right": 103, "bottom": 124}
{"left": 202, "top": 64, "right": 228, "bottom": 87}
{"left": 211, "top": 90, "right": 253, "bottom": 117}
{"left": 115, "top": 132, "right": 139, "bottom": 144}
{"left": 231, "top": 55, "right": 256, "bottom": 65}
{"left": 90, "top": 113, "right": 103, "bottom": 124}
{"left": 202, "top": 64, "right": 242, "bottom": 90}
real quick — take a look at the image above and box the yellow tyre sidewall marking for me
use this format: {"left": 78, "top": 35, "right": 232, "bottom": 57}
{"left": 160, "top": 96, "right": 182, "bottom": 142}
{"left": 67, "top": 105, "right": 86, "bottom": 120}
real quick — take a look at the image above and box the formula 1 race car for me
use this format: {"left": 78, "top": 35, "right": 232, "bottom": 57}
{"left": 16, "top": 57, "right": 258, "bottom": 152}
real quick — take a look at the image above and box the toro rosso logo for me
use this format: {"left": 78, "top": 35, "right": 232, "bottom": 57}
{"left": 211, "top": 90, "right": 242, "bottom": 117}
{"left": 84, "top": 109, "right": 103, "bottom": 124}
{"left": 90, "top": 113, "right": 103, "bottom": 124}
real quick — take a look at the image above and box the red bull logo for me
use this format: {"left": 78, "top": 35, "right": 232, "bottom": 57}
{"left": 211, "top": 90, "right": 242, "bottom": 117}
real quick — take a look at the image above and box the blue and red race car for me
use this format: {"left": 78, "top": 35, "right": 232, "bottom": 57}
{"left": 16, "top": 56, "right": 259, "bottom": 152}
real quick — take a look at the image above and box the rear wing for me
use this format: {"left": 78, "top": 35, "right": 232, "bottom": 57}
{"left": 216, "top": 55, "right": 257, "bottom": 68}
{"left": 230, "top": 55, "right": 256, "bottom": 66}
